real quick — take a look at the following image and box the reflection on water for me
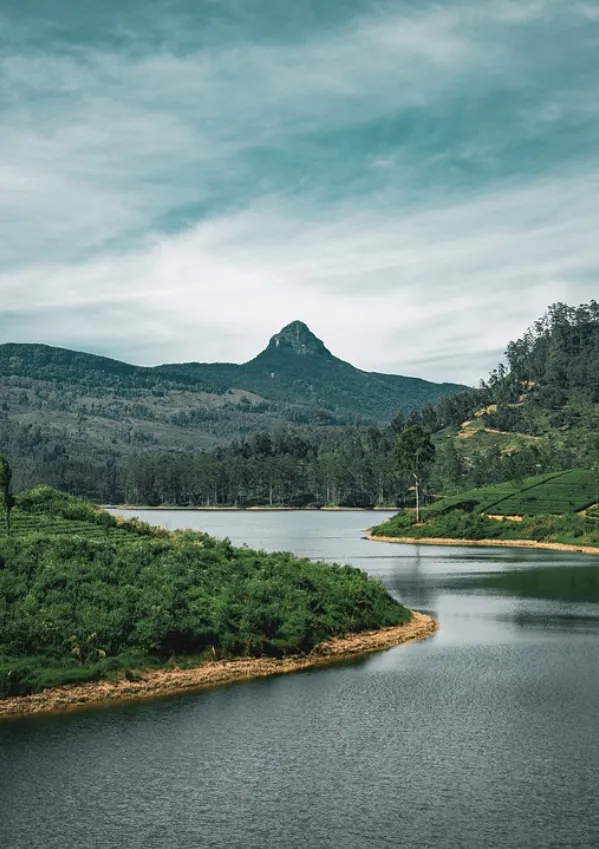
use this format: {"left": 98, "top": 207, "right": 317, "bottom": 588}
{"left": 3, "top": 510, "right": 599, "bottom": 849}
{"left": 454, "top": 564, "right": 599, "bottom": 603}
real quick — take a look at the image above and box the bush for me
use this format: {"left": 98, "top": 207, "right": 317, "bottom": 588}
{"left": 0, "top": 494, "right": 411, "bottom": 696}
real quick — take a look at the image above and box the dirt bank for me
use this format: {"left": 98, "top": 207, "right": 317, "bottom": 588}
{"left": 368, "top": 534, "right": 599, "bottom": 556}
{"left": 0, "top": 612, "right": 437, "bottom": 719}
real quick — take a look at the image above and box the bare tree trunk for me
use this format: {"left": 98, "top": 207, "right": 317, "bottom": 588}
{"left": 414, "top": 474, "right": 420, "bottom": 524}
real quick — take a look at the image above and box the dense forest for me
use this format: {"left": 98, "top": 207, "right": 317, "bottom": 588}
{"left": 116, "top": 301, "right": 599, "bottom": 508}
{"left": 0, "top": 486, "right": 410, "bottom": 698}
{"left": 2, "top": 302, "right": 599, "bottom": 507}
{"left": 0, "top": 321, "right": 462, "bottom": 497}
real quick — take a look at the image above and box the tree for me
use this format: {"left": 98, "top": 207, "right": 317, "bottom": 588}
{"left": 0, "top": 454, "right": 15, "bottom": 535}
{"left": 587, "top": 435, "right": 599, "bottom": 506}
{"left": 394, "top": 426, "right": 435, "bottom": 523}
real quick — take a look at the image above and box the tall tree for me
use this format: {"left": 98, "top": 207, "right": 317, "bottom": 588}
{"left": 394, "top": 426, "right": 435, "bottom": 523}
{"left": 0, "top": 454, "right": 15, "bottom": 535}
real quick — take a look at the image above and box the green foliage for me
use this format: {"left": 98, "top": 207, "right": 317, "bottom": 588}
{"left": 0, "top": 454, "right": 15, "bottom": 535}
{"left": 0, "top": 325, "right": 463, "bottom": 500}
{"left": 18, "top": 485, "right": 112, "bottom": 524}
{"left": 0, "top": 489, "right": 410, "bottom": 698}
{"left": 394, "top": 426, "right": 435, "bottom": 478}
{"left": 493, "top": 469, "right": 599, "bottom": 516}
{"left": 420, "top": 469, "right": 597, "bottom": 518}
{"left": 372, "top": 505, "right": 599, "bottom": 548}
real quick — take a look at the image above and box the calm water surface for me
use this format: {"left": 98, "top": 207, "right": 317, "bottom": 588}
{"left": 2, "top": 510, "right": 599, "bottom": 848}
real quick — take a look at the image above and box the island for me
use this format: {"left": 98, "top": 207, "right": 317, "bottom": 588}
{"left": 0, "top": 486, "right": 436, "bottom": 718}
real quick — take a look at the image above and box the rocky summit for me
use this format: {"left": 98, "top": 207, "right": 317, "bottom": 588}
{"left": 263, "top": 321, "right": 332, "bottom": 358}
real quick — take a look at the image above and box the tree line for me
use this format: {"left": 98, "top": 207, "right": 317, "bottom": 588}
{"left": 3, "top": 301, "right": 599, "bottom": 508}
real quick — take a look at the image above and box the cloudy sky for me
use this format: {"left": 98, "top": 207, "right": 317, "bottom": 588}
{"left": 1, "top": 0, "right": 598, "bottom": 384}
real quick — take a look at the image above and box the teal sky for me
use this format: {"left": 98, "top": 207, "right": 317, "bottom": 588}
{"left": 1, "top": 0, "right": 598, "bottom": 382}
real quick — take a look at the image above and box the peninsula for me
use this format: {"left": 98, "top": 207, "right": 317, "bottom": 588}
{"left": 0, "top": 486, "right": 436, "bottom": 718}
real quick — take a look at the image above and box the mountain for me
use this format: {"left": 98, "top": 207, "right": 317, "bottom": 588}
{"left": 155, "top": 321, "right": 463, "bottom": 421}
{"left": 0, "top": 322, "right": 464, "bottom": 494}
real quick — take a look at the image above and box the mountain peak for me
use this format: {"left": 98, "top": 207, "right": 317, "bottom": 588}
{"left": 265, "top": 321, "right": 332, "bottom": 358}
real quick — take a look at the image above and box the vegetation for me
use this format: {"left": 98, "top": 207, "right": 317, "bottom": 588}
{"left": 372, "top": 467, "right": 599, "bottom": 548}
{"left": 0, "top": 322, "right": 462, "bottom": 498}
{"left": 0, "top": 487, "right": 410, "bottom": 699}
{"left": 6, "top": 302, "right": 599, "bottom": 510}
{"left": 3, "top": 299, "right": 599, "bottom": 516}
{"left": 0, "top": 455, "right": 15, "bottom": 535}
{"left": 372, "top": 508, "right": 599, "bottom": 549}
{"left": 422, "top": 469, "right": 599, "bottom": 518}
{"left": 394, "top": 425, "right": 435, "bottom": 522}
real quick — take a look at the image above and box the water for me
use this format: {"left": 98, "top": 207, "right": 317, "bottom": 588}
{"left": 2, "top": 510, "right": 599, "bottom": 848}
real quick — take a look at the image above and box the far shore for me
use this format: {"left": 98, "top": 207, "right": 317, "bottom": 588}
{"left": 367, "top": 534, "right": 599, "bottom": 556}
{"left": 0, "top": 612, "right": 437, "bottom": 720}
{"left": 108, "top": 505, "right": 400, "bottom": 512}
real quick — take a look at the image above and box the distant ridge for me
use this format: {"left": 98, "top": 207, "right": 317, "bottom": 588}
{"left": 0, "top": 322, "right": 464, "bottom": 492}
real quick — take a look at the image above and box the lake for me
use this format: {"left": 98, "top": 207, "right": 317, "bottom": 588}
{"left": 2, "top": 510, "right": 599, "bottom": 848}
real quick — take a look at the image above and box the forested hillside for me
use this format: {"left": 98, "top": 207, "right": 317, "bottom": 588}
{"left": 118, "top": 302, "right": 599, "bottom": 508}
{"left": 0, "top": 322, "right": 462, "bottom": 496}
{"left": 3, "top": 303, "right": 598, "bottom": 507}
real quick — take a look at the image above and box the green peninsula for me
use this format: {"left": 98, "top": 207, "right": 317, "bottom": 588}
{"left": 0, "top": 487, "right": 413, "bottom": 701}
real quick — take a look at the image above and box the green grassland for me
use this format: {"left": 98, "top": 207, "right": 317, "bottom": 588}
{"left": 0, "top": 487, "right": 410, "bottom": 699}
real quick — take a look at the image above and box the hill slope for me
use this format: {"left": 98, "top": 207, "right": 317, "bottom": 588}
{"left": 370, "top": 469, "right": 599, "bottom": 551}
{"left": 156, "top": 320, "right": 463, "bottom": 421}
{"left": 404, "top": 302, "right": 599, "bottom": 493}
{"left": 0, "top": 322, "right": 463, "bottom": 493}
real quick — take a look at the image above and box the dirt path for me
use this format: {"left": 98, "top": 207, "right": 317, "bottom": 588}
{"left": 0, "top": 612, "right": 437, "bottom": 719}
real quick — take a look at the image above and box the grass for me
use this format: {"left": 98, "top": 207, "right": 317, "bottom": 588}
{"left": 425, "top": 469, "right": 599, "bottom": 518}
{"left": 6, "top": 511, "right": 132, "bottom": 540}
{"left": 372, "top": 468, "right": 599, "bottom": 548}
{"left": 372, "top": 509, "right": 599, "bottom": 548}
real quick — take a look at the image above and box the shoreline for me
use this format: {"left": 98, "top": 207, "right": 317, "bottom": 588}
{"left": 0, "top": 612, "right": 437, "bottom": 720}
{"left": 108, "top": 505, "right": 399, "bottom": 512}
{"left": 367, "top": 534, "right": 599, "bottom": 556}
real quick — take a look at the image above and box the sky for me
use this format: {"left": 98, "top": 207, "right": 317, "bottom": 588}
{"left": 1, "top": 0, "right": 598, "bottom": 384}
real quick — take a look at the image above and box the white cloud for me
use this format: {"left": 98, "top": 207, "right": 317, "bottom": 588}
{"left": 0, "top": 0, "right": 528, "bottom": 267}
{"left": 0, "top": 0, "right": 597, "bottom": 384}
{"left": 2, "top": 169, "right": 598, "bottom": 383}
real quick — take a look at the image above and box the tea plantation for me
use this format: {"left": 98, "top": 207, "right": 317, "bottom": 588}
{"left": 425, "top": 469, "right": 599, "bottom": 518}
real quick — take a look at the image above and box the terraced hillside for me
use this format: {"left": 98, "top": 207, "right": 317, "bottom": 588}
{"left": 425, "top": 469, "right": 599, "bottom": 518}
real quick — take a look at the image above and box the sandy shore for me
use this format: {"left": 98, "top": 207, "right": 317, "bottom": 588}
{"left": 368, "top": 534, "right": 599, "bottom": 556}
{"left": 0, "top": 612, "right": 437, "bottom": 719}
